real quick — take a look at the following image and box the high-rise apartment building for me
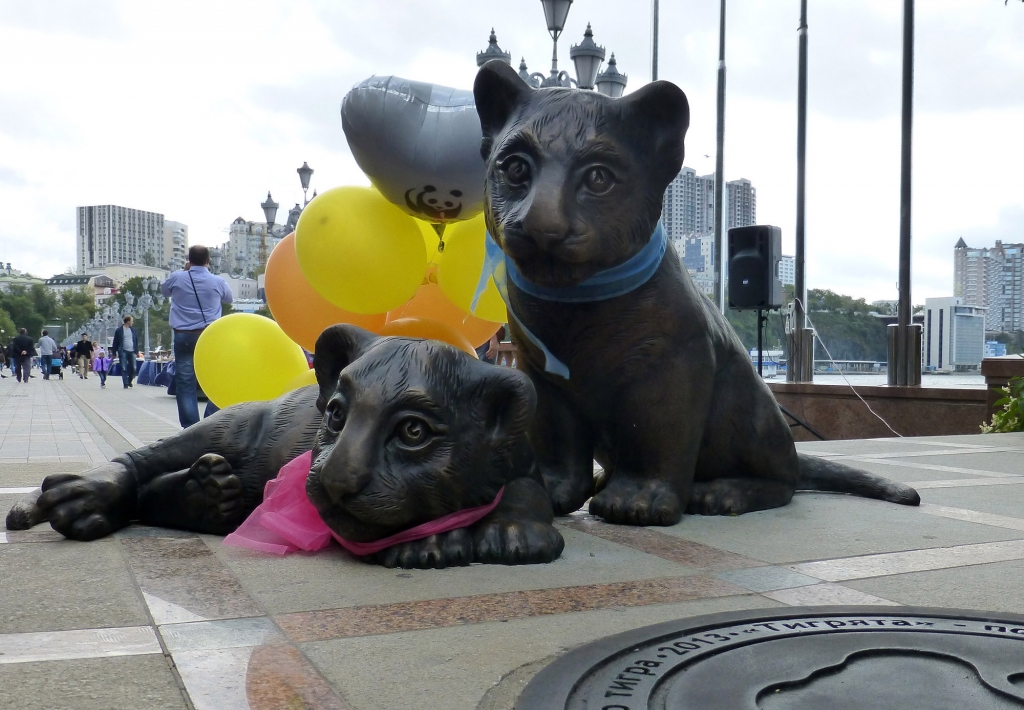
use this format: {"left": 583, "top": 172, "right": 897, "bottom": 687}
{"left": 662, "top": 170, "right": 756, "bottom": 297}
{"left": 662, "top": 168, "right": 715, "bottom": 239}
{"left": 779, "top": 256, "right": 795, "bottom": 286}
{"left": 163, "top": 221, "right": 189, "bottom": 271}
{"left": 662, "top": 170, "right": 757, "bottom": 239}
{"left": 954, "top": 238, "right": 1024, "bottom": 332}
{"left": 77, "top": 205, "right": 166, "bottom": 274}
{"left": 724, "top": 178, "right": 756, "bottom": 231}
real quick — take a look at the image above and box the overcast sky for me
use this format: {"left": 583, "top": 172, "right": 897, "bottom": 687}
{"left": 1, "top": 0, "right": 1022, "bottom": 303}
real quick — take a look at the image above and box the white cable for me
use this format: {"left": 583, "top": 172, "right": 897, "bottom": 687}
{"left": 795, "top": 298, "right": 903, "bottom": 438}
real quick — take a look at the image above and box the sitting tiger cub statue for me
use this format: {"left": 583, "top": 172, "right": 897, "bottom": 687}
{"left": 6, "top": 324, "right": 564, "bottom": 568}
{"left": 472, "top": 60, "right": 919, "bottom": 525}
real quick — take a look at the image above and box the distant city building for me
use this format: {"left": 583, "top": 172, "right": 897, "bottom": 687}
{"left": 220, "top": 275, "right": 259, "bottom": 300}
{"left": 924, "top": 296, "right": 986, "bottom": 371}
{"left": 724, "top": 178, "right": 756, "bottom": 231}
{"left": 214, "top": 217, "right": 291, "bottom": 278}
{"left": 85, "top": 263, "right": 169, "bottom": 284}
{"left": 954, "top": 238, "right": 1024, "bottom": 332}
{"left": 44, "top": 274, "right": 118, "bottom": 304}
{"left": 230, "top": 298, "right": 267, "bottom": 314}
{"left": 985, "top": 340, "right": 1008, "bottom": 358}
{"left": 779, "top": 256, "right": 795, "bottom": 286}
{"left": 76, "top": 205, "right": 170, "bottom": 274}
{"left": 662, "top": 170, "right": 756, "bottom": 297}
{"left": 163, "top": 221, "right": 189, "bottom": 271}
{"left": 0, "top": 263, "right": 44, "bottom": 293}
{"left": 662, "top": 168, "right": 715, "bottom": 239}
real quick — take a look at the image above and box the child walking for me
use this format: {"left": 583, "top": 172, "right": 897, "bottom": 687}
{"left": 93, "top": 348, "right": 112, "bottom": 388}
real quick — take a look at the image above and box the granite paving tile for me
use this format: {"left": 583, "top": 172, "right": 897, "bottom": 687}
{"left": 655, "top": 492, "right": 1024, "bottom": 564}
{"left": 301, "top": 595, "right": 783, "bottom": 710}
{"left": 919, "top": 483, "right": 1024, "bottom": 519}
{"left": 714, "top": 565, "right": 822, "bottom": 592}
{"left": 0, "top": 539, "right": 150, "bottom": 634}
{"left": 786, "top": 538, "right": 1024, "bottom": 581}
{"left": 0, "top": 654, "right": 189, "bottom": 710}
{"left": 843, "top": 558, "right": 1024, "bottom": 613}
{"left": 276, "top": 575, "right": 746, "bottom": 643}
{"left": 214, "top": 527, "right": 697, "bottom": 614}
{"left": 159, "top": 617, "right": 286, "bottom": 652}
{"left": 761, "top": 582, "right": 901, "bottom": 606}
{"left": 121, "top": 536, "right": 263, "bottom": 623}
{"left": 0, "top": 625, "right": 161, "bottom": 664}
{"left": 560, "top": 514, "right": 762, "bottom": 570}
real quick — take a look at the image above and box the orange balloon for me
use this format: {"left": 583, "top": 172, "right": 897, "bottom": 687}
{"left": 265, "top": 233, "right": 387, "bottom": 351}
{"left": 386, "top": 268, "right": 501, "bottom": 348}
{"left": 380, "top": 317, "right": 478, "bottom": 357}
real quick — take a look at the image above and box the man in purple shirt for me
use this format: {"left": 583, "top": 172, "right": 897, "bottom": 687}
{"left": 161, "top": 245, "right": 234, "bottom": 427}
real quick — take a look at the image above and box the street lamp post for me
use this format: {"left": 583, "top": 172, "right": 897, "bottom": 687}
{"left": 259, "top": 192, "right": 279, "bottom": 270}
{"left": 136, "top": 278, "right": 165, "bottom": 360}
{"left": 486, "top": 2, "right": 627, "bottom": 96}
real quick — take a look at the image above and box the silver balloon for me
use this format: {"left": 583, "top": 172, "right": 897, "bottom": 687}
{"left": 341, "top": 75, "right": 485, "bottom": 223}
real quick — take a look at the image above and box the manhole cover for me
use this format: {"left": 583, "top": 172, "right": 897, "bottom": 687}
{"left": 516, "top": 606, "right": 1024, "bottom": 709}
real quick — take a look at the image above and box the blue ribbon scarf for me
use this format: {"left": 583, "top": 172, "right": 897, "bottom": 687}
{"left": 471, "top": 222, "right": 667, "bottom": 379}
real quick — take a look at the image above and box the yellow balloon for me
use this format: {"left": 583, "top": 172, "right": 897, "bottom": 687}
{"left": 295, "top": 186, "right": 427, "bottom": 315}
{"left": 195, "top": 314, "right": 309, "bottom": 408}
{"left": 437, "top": 214, "right": 507, "bottom": 323}
{"left": 281, "top": 367, "right": 318, "bottom": 395}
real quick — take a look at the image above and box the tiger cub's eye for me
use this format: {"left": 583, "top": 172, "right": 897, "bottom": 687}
{"left": 396, "top": 417, "right": 430, "bottom": 447}
{"left": 583, "top": 166, "right": 614, "bottom": 194}
{"left": 502, "top": 157, "right": 531, "bottom": 186}
{"left": 325, "top": 400, "right": 346, "bottom": 434}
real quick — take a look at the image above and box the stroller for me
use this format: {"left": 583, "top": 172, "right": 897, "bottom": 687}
{"left": 48, "top": 356, "right": 63, "bottom": 380}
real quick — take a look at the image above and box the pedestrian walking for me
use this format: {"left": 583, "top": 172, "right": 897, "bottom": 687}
{"left": 38, "top": 330, "right": 58, "bottom": 380}
{"left": 11, "top": 328, "right": 35, "bottom": 383}
{"left": 161, "top": 245, "right": 233, "bottom": 427}
{"left": 93, "top": 347, "right": 112, "bottom": 388}
{"left": 111, "top": 315, "right": 141, "bottom": 388}
{"left": 72, "top": 333, "right": 94, "bottom": 379}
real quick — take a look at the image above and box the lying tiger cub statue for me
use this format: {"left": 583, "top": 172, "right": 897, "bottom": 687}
{"left": 6, "top": 324, "right": 564, "bottom": 569}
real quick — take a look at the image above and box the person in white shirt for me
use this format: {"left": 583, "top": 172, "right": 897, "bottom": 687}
{"left": 37, "top": 330, "right": 58, "bottom": 381}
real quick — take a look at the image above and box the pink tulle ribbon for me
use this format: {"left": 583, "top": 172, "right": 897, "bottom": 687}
{"left": 223, "top": 451, "right": 504, "bottom": 556}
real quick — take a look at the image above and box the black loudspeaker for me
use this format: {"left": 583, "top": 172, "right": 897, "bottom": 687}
{"left": 727, "top": 225, "right": 783, "bottom": 310}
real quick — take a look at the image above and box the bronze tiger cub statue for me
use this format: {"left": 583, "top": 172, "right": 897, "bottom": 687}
{"left": 6, "top": 325, "right": 564, "bottom": 568}
{"left": 472, "top": 59, "right": 919, "bottom": 525}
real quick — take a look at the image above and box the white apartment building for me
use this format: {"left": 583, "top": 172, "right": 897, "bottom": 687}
{"left": 662, "top": 168, "right": 715, "bottom": 239}
{"left": 76, "top": 205, "right": 167, "bottom": 273}
{"left": 216, "top": 217, "right": 285, "bottom": 278}
{"left": 724, "top": 178, "right": 756, "bottom": 231}
{"left": 220, "top": 275, "right": 259, "bottom": 300}
{"left": 779, "top": 256, "right": 795, "bottom": 286}
{"left": 924, "top": 296, "right": 986, "bottom": 371}
{"left": 163, "top": 221, "right": 188, "bottom": 271}
{"left": 954, "top": 238, "right": 1024, "bottom": 332}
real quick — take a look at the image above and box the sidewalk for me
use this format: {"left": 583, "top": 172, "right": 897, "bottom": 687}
{"left": 2, "top": 372, "right": 1024, "bottom": 709}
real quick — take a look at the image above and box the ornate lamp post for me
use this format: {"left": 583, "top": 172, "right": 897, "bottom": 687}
{"left": 486, "top": 2, "right": 626, "bottom": 96}
{"left": 594, "top": 53, "right": 628, "bottom": 97}
{"left": 297, "top": 162, "right": 315, "bottom": 206}
{"left": 259, "top": 192, "right": 279, "bottom": 270}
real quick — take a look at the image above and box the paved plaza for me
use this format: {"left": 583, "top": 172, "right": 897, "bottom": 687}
{"left": 1, "top": 373, "right": 1023, "bottom": 709}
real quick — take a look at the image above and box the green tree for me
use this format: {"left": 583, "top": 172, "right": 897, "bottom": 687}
{"left": 55, "top": 287, "right": 97, "bottom": 334}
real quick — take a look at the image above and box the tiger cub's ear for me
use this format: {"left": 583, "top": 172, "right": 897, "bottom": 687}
{"left": 474, "top": 59, "right": 534, "bottom": 159}
{"left": 313, "top": 325, "right": 380, "bottom": 412}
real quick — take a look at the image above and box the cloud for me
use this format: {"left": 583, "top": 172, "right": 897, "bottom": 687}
{"left": 0, "top": 165, "right": 25, "bottom": 186}
{"left": 0, "top": 0, "right": 128, "bottom": 40}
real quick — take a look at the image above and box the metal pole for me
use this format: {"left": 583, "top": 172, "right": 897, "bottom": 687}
{"left": 144, "top": 308, "right": 150, "bottom": 360}
{"left": 713, "top": 0, "right": 726, "bottom": 311}
{"left": 895, "top": 0, "right": 915, "bottom": 386}
{"left": 757, "top": 309, "right": 763, "bottom": 376}
{"left": 651, "top": 0, "right": 659, "bottom": 81}
{"left": 791, "top": 0, "right": 809, "bottom": 382}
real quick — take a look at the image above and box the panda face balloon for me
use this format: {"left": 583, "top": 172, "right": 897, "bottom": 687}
{"left": 342, "top": 76, "right": 484, "bottom": 224}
